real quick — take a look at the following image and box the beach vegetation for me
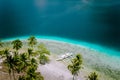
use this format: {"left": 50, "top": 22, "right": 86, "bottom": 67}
{"left": 28, "top": 36, "right": 37, "bottom": 48}
{"left": 11, "top": 39, "right": 23, "bottom": 52}
{"left": 87, "top": 72, "right": 98, "bottom": 80}
{"left": 0, "top": 36, "right": 51, "bottom": 80}
{"left": 37, "top": 43, "right": 50, "bottom": 65}
{"left": 68, "top": 54, "right": 83, "bottom": 80}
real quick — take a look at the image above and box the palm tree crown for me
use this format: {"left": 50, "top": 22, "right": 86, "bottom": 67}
{"left": 87, "top": 72, "right": 99, "bottom": 80}
{"left": 37, "top": 44, "right": 50, "bottom": 65}
{"left": 12, "top": 39, "right": 23, "bottom": 51}
{"left": 28, "top": 36, "right": 37, "bottom": 48}
{"left": 68, "top": 54, "right": 82, "bottom": 80}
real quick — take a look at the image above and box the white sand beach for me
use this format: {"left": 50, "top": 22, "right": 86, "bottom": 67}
{"left": 36, "top": 39, "right": 120, "bottom": 80}
{"left": 1, "top": 39, "right": 120, "bottom": 80}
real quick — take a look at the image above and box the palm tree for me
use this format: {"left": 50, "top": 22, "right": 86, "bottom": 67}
{"left": 26, "top": 66, "right": 36, "bottom": 80}
{"left": 2, "top": 49, "right": 18, "bottom": 80}
{"left": 26, "top": 66, "right": 44, "bottom": 80}
{"left": 2, "top": 49, "right": 12, "bottom": 80}
{"left": 20, "top": 53, "right": 29, "bottom": 66}
{"left": 18, "top": 56, "right": 43, "bottom": 80}
{"left": 13, "top": 53, "right": 30, "bottom": 80}
{"left": 28, "top": 36, "right": 37, "bottom": 48}
{"left": 30, "top": 58, "right": 38, "bottom": 69}
{"left": 38, "top": 43, "right": 50, "bottom": 55}
{"left": 3, "top": 51, "right": 29, "bottom": 80}
{"left": 16, "top": 53, "right": 29, "bottom": 73}
{"left": 4, "top": 55, "right": 14, "bottom": 80}
{"left": 39, "top": 54, "right": 50, "bottom": 65}
{"left": 37, "top": 44, "right": 50, "bottom": 65}
{"left": 9, "top": 52, "right": 27, "bottom": 80}
{"left": 87, "top": 72, "right": 98, "bottom": 80}
{"left": 12, "top": 53, "right": 22, "bottom": 80}
{"left": 11, "top": 39, "right": 23, "bottom": 52}
{"left": 27, "top": 48, "right": 33, "bottom": 58}
{"left": 27, "top": 48, "right": 38, "bottom": 58}
{"left": 68, "top": 54, "right": 82, "bottom": 80}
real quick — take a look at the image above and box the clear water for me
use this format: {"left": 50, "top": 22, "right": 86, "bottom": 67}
{"left": 0, "top": 0, "right": 120, "bottom": 55}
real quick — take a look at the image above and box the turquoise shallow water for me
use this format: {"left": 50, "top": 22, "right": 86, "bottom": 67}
{"left": 0, "top": 0, "right": 120, "bottom": 50}
{"left": 3, "top": 35, "right": 120, "bottom": 57}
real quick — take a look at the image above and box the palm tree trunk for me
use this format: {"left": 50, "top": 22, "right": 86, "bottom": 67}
{"left": 12, "top": 70, "right": 16, "bottom": 80}
{"left": 9, "top": 73, "right": 12, "bottom": 80}
{"left": 73, "top": 75, "right": 77, "bottom": 80}
{"left": 8, "top": 69, "right": 12, "bottom": 80}
{"left": 73, "top": 75, "right": 75, "bottom": 80}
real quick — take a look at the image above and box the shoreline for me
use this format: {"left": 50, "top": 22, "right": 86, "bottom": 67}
{"left": 1, "top": 38, "right": 120, "bottom": 80}
{"left": 2, "top": 35, "right": 120, "bottom": 57}
{"left": 38, "top": 40, "right": 120, "bottom": 80}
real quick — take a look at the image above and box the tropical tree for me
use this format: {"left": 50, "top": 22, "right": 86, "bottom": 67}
{"left": 2, "top": 49, "right": 18, "bottom": 80}
{"left": 68, "top": 54, "right": 82, "bottom": 80}
{"left": 39, "top": 54, "right": 50, "bottom": 65}
{"left": 28, "top": 36, "right": 37, "bottom": 48}
{"left": 12, "top": 39, "right": 23, "bottom": 52}
{"left": 37, "top": 44, "right": 50, "bottom": 65}
{"left": 17, "top": 57, "right": 44, "bottom": 80}
{"left": 30, "top": 58, "right": 38, "bottom": 70}
{"left": 16, "top": 53, "right": 30, "bottom": 73}
{"left": 4, "top": 55, "right": 15, "bottom": 80}
{"left": 3, "top": 51, "right": 26, "bottom": 80}
{"left": 87, "top": 72, "right": 98, "bottom": 80}
{"left": 12, "top": 53, "right": 23, "bottom": 80}
{"left": 0, "top": 37, "right": 49, "bottom": 80}
{"left": 11, "top": 53, "right": 30, "bottom": 80}
{"left": 1, "top": 49, "right": 12, "bottom": 80}
{"left": 27, "top": 48, "right": 34, "bottom": 58}
{"left": 26, "top": 66, "right": 44, "bottom": 80}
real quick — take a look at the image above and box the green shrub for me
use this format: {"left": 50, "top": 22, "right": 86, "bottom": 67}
{"left": 87, "top": 72, "right": 98, "bottom": 80}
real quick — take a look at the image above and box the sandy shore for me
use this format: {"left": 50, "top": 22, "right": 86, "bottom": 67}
{"left": 37, "top": 39, "right": 120, "bottom": 80}
{"left": 1, "top": 39, "right": 120, "bottom": 80}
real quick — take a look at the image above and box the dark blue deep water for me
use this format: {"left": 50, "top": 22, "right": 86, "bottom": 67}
{"left": 0, "top": 0, "right": 120, "bottom": 51}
